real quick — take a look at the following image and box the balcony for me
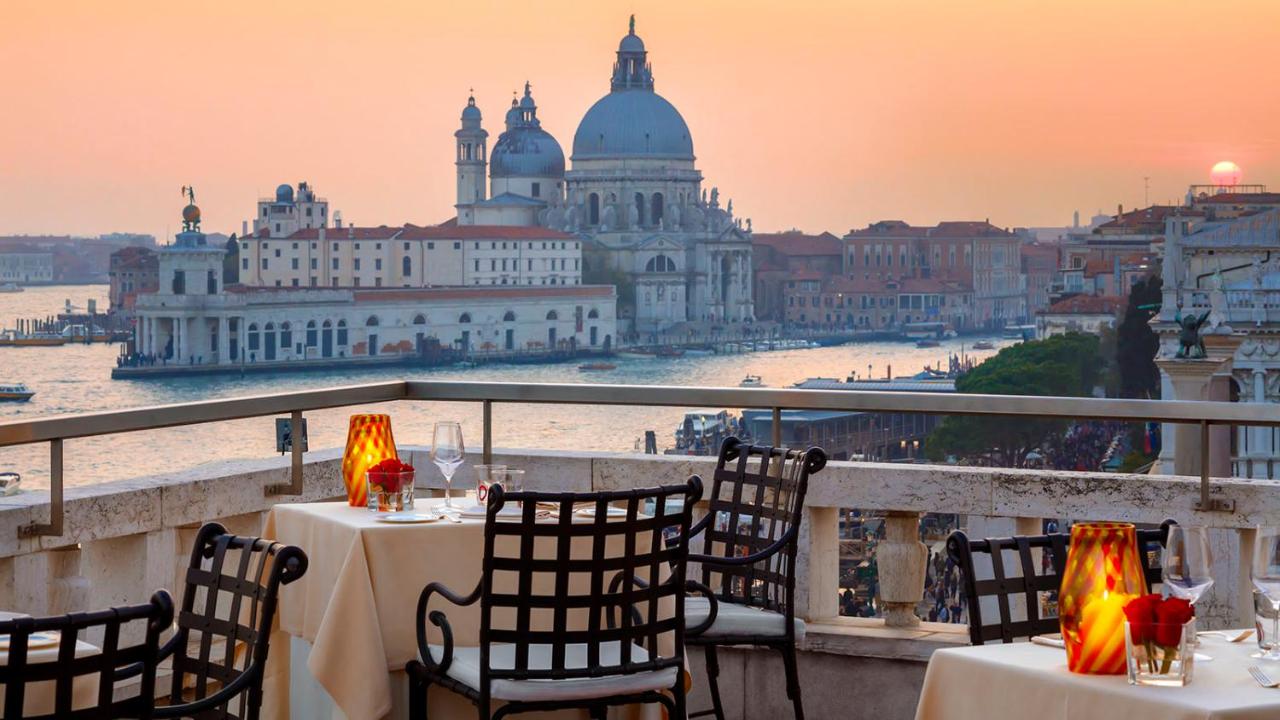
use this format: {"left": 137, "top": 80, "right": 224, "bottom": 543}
{"left": 0, "top": 381, "right": 1274, "bottom": 718}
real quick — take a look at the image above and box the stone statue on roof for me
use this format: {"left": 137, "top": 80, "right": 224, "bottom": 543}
{"left": 1174, "top": 307, "right": 1210, "bottom": 359}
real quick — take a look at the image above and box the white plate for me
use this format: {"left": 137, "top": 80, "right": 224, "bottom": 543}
{"left": 375, "top": 513, "right": 438, "bottom": 524}
{"left": 576, "top": 506, "right": 629, "bottom": 518}
{"left": 0, "top": 631, "right": 59, "bottom": 650}
{"left": 460, "top": 506, "right": 525, "bottom": 519}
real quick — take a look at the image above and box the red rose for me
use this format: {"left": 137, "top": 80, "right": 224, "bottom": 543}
{"left": 1154, "top": 597, "right": 1194, "bottom": 647}
{"left": 1123, "top": 594, "right": 1161, "bottom": 644}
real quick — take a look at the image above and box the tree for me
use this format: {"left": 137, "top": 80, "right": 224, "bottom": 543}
{"left": 925, "top": 333, "right": 1103, "bottom": 466}
{"left": 1116, "top": 276, "right": 1162, "bottom": 399}
{"left": 223, "top": 235, "right": 240, "bottom": 285}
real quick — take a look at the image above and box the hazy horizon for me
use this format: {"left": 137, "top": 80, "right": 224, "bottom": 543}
{"left": 2, "top": 0, "right": 1277, "bottom": 242}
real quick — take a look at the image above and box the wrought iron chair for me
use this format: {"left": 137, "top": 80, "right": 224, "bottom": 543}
{"left": 119, "top": 522, "right": 308, "bottom": 719}
{"left": 0, "top": 590, "right": 173, "bottom": 719}
{"left": 946, "top": 519, "right": 1175, "bottom": 645}
{"left": 683, "top": 437, "right": 828, "bottom": 720}
{"left": 407, "top": 478, "right": 705, "bottom": 719}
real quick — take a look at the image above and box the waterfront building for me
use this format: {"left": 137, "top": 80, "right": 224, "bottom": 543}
{"left": 250, "top": 181, "right": 329, "bottom": 238}
{"left": 131, "top": 199, "right": 615, "bottom": 369}
{"left": 1036, "top": 294, "right": 1123, "bottom": 337}
{"left": 1019, "top": 241, "right": 1059, "bottom": 316}
{"left": 235, "top": 224, "right": 582, "bottom": 289}
{"left": 449, "top": 18, "right": 755, "bottom": 332}
{"left": 108, "top": 246, "right": 159, "bottom": 312}
{"left": 751, "top": 231, "right": 843, "bottom": 323}
{"left": 0, "top": 245, "right": 54, "bottom": 285}
{"left": 843, "top": 220, "right": 1023, "bottom": 330}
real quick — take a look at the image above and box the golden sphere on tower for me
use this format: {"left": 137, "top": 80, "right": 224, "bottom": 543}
{"left": 182, "top": 203, "right": 201, "bottom": 224}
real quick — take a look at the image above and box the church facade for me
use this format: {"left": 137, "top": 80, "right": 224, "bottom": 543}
{"left": 453, "top": 18, "right": 755, "bottom": 332}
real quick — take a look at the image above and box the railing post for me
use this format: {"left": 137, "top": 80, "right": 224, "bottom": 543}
{"left": 266, "top": 410, "right": 305, "bottom": 495}
{"left": 19, "top": 439, "right": 63, "bottom": 538}
{"left": 797, "top": 506, "right": 839, "bottom": 622}
{"left": 483, "top": 400, "right": 493, "bottom": 465}
{"left": 772, "top": 406, "right": 781, "bottom": 447}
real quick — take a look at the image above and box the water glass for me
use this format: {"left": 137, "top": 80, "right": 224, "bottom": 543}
{"left": 431, "top": 422, "right": 465, "bottom": 511}
{"left": 1251, "top": 525, "right": 1280, "bottom": 661}
{"left": 1162, "top": 525, "right": 1213, "bottom": 644}
{"left": 1256, "top": 590, "right": 1279, "bottom": 653}
{"left": 472, "top": 464, "right": 507, "bottom": 507}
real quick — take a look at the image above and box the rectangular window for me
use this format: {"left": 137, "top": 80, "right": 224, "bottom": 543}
{"left": 474, "top": 259, "right": 480, "bottom": 271}
{"left": 291, "top": 258, "right": 299, "bottom": 270}
{"left": 375, "top": 277, "right": 382, "bottom": 287}
{"left": 292, "top": 242, "right": 298, "bottom": 249}
{"left": 490, "top": 259, "right": 496, "bottom": 271}
{"left": 376, "top": 243, "right": 382, "bottom": 250}
{"left": 454, "top": 242, "right": 461, "bottom": 250}
{"left": 375, "top": 258, "right": 382, "bottom": 271}
{"left": 310, "top": 277, "right": 317, "bottom": 286}
{"left": 310, "top": 258, "right": 317, "bottom": 270}
{"left": 427, "top": 242, "right": 435, "bottom": 250}
{"left": 305, "top": 208, "right": 312, "bottom": 217}
{"left": 528, "top": 259, "right": 533, "bottom": 271}
{"left": 531, "top": 182, "right": 541, "bottom": 197}
{"left": 241, "top": 242, "right": 249, "bottom": 250}
{"left": 274, "top": 249, "right": 281, "bottom": 258}
{"left": 332, "top": 243, "right": 338, "bottom": 251}
{"left": 353, "top": 277, "right": 361, "bottom": 287}
{"left": 404, "top": 242, "right": 410, "bottom": 251}
{"left": 242, "top": 258, "right": 249, "bottom": 270}
{"left": 355, "top": 243, "right": 361, "bottom": 250}
{"left": 331, "top": 278, "right": 339, "bottom": 287}
{"left": 262, "top": 258, "right": 269, "bottom": 270}
{"left": 332, "top": 258, "right": 339, "bottom": 270}
{"left": 274, "top": 280, "right": 282, "bottom": 287}
{"left": 291, "top": 278, "right": 299, "bottom": 287}
{"left": 354, "top": 259, "right": 361, "bottom": 271}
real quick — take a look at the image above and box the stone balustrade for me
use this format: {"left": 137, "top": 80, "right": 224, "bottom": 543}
{"left": 1, "top": 447, "right": 1276, "bottom": 717}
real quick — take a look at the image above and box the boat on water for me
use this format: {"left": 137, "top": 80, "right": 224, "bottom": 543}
{"left": 0, "top": 383, "right": 35, "bottom": 402}
{"left": 0, "top": 329, "right": 67, "bottom": 347}
{"left": 0, "top": 283, "right": 22, "bottom": 293}
{"left": 0, "top": 472, "right": 20, "bottom": 495}
{"left": 578, "top": 362, "right": 617, "bottom": 371}
{"left": 739, "top": 374, "right": 765, "bottom": 388}
{"left": 902, "top": 321, "right": 947, "bottom": 341}
{"left": 664, "top": 410, "right": 746, "bottom": 456}
{"left": 615, "top": 350, "right": 654, "bottom": 360}
{"left": 683, "top": 347, "right": 715, "bottom": 357}
{"left": 655, "top": 346, "right": 684, "bottom": 358}
{"left": 972, "top": 340, "right": 995, "bottom": 350}
{"left": 915, "top": 339, "right": 941, "bottom": 349}
{"left": 1003, "top": 324, "right": 1037, "bottom": 341}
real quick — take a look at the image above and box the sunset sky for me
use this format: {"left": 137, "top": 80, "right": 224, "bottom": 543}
{"left": 2, "top": 0, "right": 1278, "bottom": 241}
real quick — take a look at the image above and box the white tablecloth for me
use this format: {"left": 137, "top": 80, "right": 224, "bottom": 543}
{"left": 915, "top": 634, "right": 1280, "bottom": 720}
{"left": 0, "top": 637, "right": 101, "bottom": 715}
{"left": 263, "top": 498, "right": 667, "bottom": 720}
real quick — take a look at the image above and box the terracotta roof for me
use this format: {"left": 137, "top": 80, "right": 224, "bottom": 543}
{"left": 1094, "top": 205, "right": 1184, "bottom": 232}
{"left": 845, "top": 220, "right": 1013, "bottom": 239}
{"left": 752, "top": 231, "right": 842, "bottom": 256}
{"left": 399, "top": 224, "right": 575, "bottom": 240}
{"left": 282, "top": 226, "right": 401, "bottom": 240}
{"left": 1041, "top": 295, "right": 1124, "bottom": 315}
{"left": 352, "top": 285, "right": 613, "bottom": 303}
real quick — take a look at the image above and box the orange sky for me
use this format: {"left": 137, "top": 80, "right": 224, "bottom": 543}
{"left": 1, "top": 0, "right": 1277, "bottom": 241}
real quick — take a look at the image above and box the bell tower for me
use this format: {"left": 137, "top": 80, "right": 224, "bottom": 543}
{"left": 455, "top": 93, "right": 488, "bottom": 219}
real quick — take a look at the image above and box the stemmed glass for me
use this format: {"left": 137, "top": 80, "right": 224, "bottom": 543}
{"left": 430, "top": 422, "right": 465, "bottom": 513}
{"left": 1162, "top": 525, "right": 1214, "bottom": 655}
{"left": 1252, "top": 526, "right": 1280, "bottom": 661}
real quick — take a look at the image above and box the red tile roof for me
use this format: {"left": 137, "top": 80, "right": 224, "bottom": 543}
{"left": 752, "top": 231, "right": 842, "bottom": 256}
{"left": 1195, "top": 193, "right": 1280, "bottom": 205}
{"left": 283, "top": 226, "right": 401, "bottom": 240}
{"left": 1042, "top": 295, "right": 1125, "bottom": 315}
{"left": 400, "top": 224, "right": 575, "bottom": 240}
{"left": 352, "top": 285, "right": 613, "bottom": 303}
{"left": 846, "top": 220, "right": 1013, "bottom": 239}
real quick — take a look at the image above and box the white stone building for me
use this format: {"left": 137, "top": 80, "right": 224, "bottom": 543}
{"left": 0, "top": 247, "right": 54, "bottom": 284}
{"left": 134, "top": 202, "right": 615, "bottom": 367}
{"left": 250, "top": 182, "right": 329, "bottom": 238}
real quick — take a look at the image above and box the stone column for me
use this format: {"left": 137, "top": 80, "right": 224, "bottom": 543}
{"left": 218, "top": 315, "right": 230, "bottom": 365}
{"left": 1250, "top": 369, "right": 1268, "bottom": 475}
{"left": 878, "top": 511, "right": 927, "bottom": 627}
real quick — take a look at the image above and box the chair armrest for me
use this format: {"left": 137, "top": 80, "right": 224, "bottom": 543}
{"left": 605, "top": 571, "right": 651, "bottom": 630}
{"left": 669, "top": 512, "right": 713, "bottom": 550}
{"left": 684, "top": 580, "right": 718, "bottom": 637}
{"left": 688, "top": 525, "right": 797, "bottom": 567}
{"left": 151, "top": 665, "right": 262, "bottom": 718}
{"left": 415, "top": 580, "right": 481, "bottom": 675}
{"left": 114, "top": 630, "right": 180, "bottom": 681}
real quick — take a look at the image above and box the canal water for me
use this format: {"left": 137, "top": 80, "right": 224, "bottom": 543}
{"left": 1, "top": 285, "right": 1002, "bottom": 488}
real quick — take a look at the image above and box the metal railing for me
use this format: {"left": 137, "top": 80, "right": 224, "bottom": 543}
{"left": 1, "top": 379, "right": 1278, "bottom": 538}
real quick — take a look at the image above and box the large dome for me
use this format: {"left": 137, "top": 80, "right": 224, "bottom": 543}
{"left": 572, "top": 91, "right": 693, "bottom": 161}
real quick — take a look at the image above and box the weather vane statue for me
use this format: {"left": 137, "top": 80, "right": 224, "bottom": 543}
{"left": 1173, "top": 305, "right": 1210, "bottom": 359}
{"left": 181, "top": 185, "right": 196, "bottom": 205}
{"left": 179, "top": 185, "right": 201, "bottom": 233}
{"left": 629, "top": 14, "right": 635, "bottom": 34}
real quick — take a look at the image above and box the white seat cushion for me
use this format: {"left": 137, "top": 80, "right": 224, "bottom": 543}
{"left": 426, "top": 641, "right": 679, "bottom": 702}
{"left": 685, "top": 597, "right": 805, "bottom": 641}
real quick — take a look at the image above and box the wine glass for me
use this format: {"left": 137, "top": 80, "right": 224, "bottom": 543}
{"left": 430, "top": 422, "right": 465, "bottom": 512}
{"left": 1163, "top": 525, "right": 1214, "bottom": 604}
{"left": 1252, "top": 526, "right": 1280, "bottom": 661}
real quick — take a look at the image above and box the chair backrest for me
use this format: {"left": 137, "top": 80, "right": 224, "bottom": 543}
{"left": 0, "top": 590, "right": 173, "bottom": 720}
{"left": 478, "top": 478, "right": 702, "bottom": 697}
{"left": 946, "top": 520, "right": 1174, "bottom": 645}
{"left": 165, "top": 522, "right": 308, "bottom": 719}
{"left": 697, "top": 437, "right": 827, "bottom": 618}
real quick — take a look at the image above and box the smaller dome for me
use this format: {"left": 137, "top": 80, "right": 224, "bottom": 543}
{"left": 461, "top": 95, "right": 481, "bottom": 122}
{"left": 275, "top": 184, "right": 294, "bottom": 203}
{"left": 182, "top": 203, "right": 201, "bottom": 224}
{"left": 619, "top": 33, "right": 645, "bottom": 53}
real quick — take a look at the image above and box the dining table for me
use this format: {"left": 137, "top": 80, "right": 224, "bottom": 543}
{"left": 262, "top": 497, "right": 667, "bottom": 720}
{"left": 914, "top": 632, "right": 1280, "bottom": 720}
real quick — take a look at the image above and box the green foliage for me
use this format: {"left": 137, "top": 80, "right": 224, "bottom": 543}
{"left": 926, "top": 333, "right": 1103, "bottom": 466}
{"left": 223, "top": 236, "right": 240, "bottom": 285}
{"left": 1116, "top": 276, "right": 1162, "bottom": 399}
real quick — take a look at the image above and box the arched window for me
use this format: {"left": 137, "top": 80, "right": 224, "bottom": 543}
{"left": 413, "top": 314, "right": 427, "bottom": 325}
{"left": 280, "top": 322, "right": 292, "bottom": 347}
{"left": 503, "top": 311, "right": 516, "bottom": 322}
{"left": 645, "top": 254, "right": 676, "bottom": 273}
{"left": 546, "top": 310, "right": 558, "bottom": 321}
{"left": 366, "top": 316, "right": 379, "bottom": 327}
{"left": 306, "top": 321, "right": 317, "bottom": 347}
{"left": 402, "top": 256, "right": 412, "bottom": 277}
{"left": 459, "top": 313, "right": 471, "bottom": 324}
{"left": 651, "top": 193, "right": 664, "bottom": 225}
{"left": 336, "top": 319, "right": 348, "bottom": 346}
{"left": 587, "top": 308, "right": 599, "bottom": 319}
{"left": 588, "top": 193, "right": 600, "bottom": 225}
{"left": 634, "top": 192, "right": 646, "bottom": 226}
{"left": 247, "top": 323, "right": 260, "bottom": 351}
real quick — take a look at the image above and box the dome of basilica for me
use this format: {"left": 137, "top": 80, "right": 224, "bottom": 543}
{"left": 489, "top": 83, "right": 565, "bottom": 179}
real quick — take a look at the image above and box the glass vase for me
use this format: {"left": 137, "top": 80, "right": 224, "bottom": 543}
{"left": 366, "top": 470, "right": 415, "bottom": 513}
{"left": 1059, "top": 522, "right": 1148, "bottom": 674}
{"left": 341, "top": 414, "right": 397, "bottom": 507}
{"left": 1125, "top": 620, "right": 1195, "bottom": 686}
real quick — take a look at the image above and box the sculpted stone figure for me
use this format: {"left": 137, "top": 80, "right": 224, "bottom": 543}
{"left": 710, "top": 187, "right": 720, "bottom": 208}
{"left": 628, "top": 203, "right": 639, "bottom": 229}
{"left": 1174, "top": 307, "right": 1210, "bottom": 359}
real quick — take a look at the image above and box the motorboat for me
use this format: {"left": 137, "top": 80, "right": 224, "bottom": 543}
{"left": 739, "top": 375, "right": 765, "bottom": 388}
{"left": 915, "top": 339, "right": 941, "bottom": 349}
{"left": 577, "top": 362, "right": 617, "bottom": 371}
{"left": 0, "top": 283, "right": 22, "bottom": 293}
{"left": 655, "top": 346, "right": 684, "bottom": 358}
{"left": 0, "top": 383, "right": 35, "bottom": 402}
{"left": 972, "top": 340, "right": 995, "bottom": 350}
{"left": 0, "top": 330, "right": 66, "bottom": 347}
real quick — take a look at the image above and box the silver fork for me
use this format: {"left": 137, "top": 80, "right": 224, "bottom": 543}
{"left": 1249, "top": 666, "right": 1280, "bottom": 688}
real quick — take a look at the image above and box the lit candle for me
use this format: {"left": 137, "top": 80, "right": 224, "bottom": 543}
{"left": 1069, "top": 590, "right": 1134, "bottom": 675}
